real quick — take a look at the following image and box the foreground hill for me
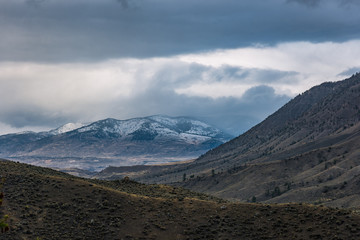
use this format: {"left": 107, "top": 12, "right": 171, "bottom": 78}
{"left": 97, "top": 73, "right": 360, "bottom": 207}
{"left": 1, "top": 159, "right": 360, "bottom": 240}
{"left": 0, "top": 115, "right": 231, "bottom": 171}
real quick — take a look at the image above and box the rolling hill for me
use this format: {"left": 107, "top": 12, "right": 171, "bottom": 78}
{"left": 1, "top": 159, "right": 360, "bottom": 240}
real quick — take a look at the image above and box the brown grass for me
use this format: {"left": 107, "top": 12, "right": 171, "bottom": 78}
{"left": 1, "top": 159, "right": 360, "bottom": 239}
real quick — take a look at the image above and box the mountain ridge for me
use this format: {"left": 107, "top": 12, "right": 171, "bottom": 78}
{"left": 0, "top": 115, "right": 232, "bottom": 171}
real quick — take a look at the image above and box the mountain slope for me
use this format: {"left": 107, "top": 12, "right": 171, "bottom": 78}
{"left": 1, "top": 159, "right": 360, "bottom": 240}
{"left": 0, "top": 116, "right": 231, "bottom": 171}
{"left": 104, "top": 73, "right": 360, "bottom": 207}
{"left": 195, "top": 73, "right": 360, "bottom": 166}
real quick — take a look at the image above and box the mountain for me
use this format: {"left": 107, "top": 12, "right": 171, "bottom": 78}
{"left": 2, "top": 159, "right": 360, "bottom": 240}
{"left": 99, "top": 73, "right": 360, "bottom": 208}
{"left": 0, "top": 115, "right": 232, "bottom": 171}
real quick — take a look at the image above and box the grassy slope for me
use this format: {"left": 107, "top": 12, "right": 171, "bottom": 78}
{"left": 1, "top": 160, "right": 360, "bottom": 239}
{"left": 179, "top": 123, "right": 360, "bottom": 207}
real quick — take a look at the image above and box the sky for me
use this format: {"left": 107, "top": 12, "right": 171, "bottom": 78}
{"left": 1, "top": 0, "right": 360, "bottom": 136}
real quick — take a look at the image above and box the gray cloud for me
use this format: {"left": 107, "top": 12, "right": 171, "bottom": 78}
{"left": 339, "top": 0, "right": 360, "bottom": 7}
{"left": 287, "top": 0, "right": 360, "bottom": 7}
{"left": 1, "top": 108, "right": 70, "bottom": 129}
{"left": 120, "top": 85, "right": 290, "bottom": 135}
{"left": 0, "top": 0, "right": 358, "bottom": 136}
{"left": 0, "top": 0, "right": 359, "bottom": 62}
{"left": 0, "top": 60, "right": 292, "bottom": 135}
{"left": 116, "top": 0, "right": 129, "bottom": 9}
{"left": 338, "top": 67, "right": 360, "bottom": 77}
{"left": 25, "top": 0, "right": 46, "bottom": 7}
{"left": 287, "top": 0, "right": 321, "bottom": 7}
{"left": 0, "top": 86, "right": 290, "bottom": 136}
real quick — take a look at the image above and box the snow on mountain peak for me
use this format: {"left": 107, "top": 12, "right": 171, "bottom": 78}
{"left": 50, "top": 123, "right": 85, "bottom": 135}
{"left": 72, "top": 115, "right": 232, "bottom": 143}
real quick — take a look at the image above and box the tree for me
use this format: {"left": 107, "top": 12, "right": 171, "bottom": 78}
{"left": 271, "top": 186, "right": 281, "bottom": 198}
{"left": 183, "top": 173, "right": 186, "bottom": 182}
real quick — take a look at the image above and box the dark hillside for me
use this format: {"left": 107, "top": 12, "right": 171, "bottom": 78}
{"left": 1, "top": 159, "right": 360, "bottom": 239}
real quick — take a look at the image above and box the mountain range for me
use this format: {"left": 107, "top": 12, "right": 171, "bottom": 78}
{"left": 97, "top": 73, "right": 360, "bottom": 208}
{"left": 0, "top": 115, "right": 231, "bottom": 171}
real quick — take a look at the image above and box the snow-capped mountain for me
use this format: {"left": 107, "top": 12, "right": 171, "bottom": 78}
{"left": 0, "top": 116, "right": 232, "bottom": 171}
{"left": 75, "top": 116, "right": 229, "bottom": 142}
{"left": 49, "top": 122, "right": 85, "bottom": 135}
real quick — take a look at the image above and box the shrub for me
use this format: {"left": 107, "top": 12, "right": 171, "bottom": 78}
{"left": 0, "top": 178, "right": 9, "bottom": 233}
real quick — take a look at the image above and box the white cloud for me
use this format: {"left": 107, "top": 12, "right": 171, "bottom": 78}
{"left": 0, "top": 122, "right": 50, "bottom": 135}
{"left": 0, "top": 40, "right": 359, "bottom": 134}
{"left": 179, "top": 40, "right": 360, "bottom": 95}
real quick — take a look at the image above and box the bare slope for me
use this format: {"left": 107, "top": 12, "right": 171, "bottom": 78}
{"left": 180, "top": 122, "right": 360, "bottom": 207}
{"left": 1, "top": 160, "right": 360, "bottom": 240}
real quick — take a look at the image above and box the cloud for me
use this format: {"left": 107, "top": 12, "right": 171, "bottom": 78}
{"left": 116, "top": 0, "right": 130, "bottom": 9}
{"left": 1, "top": 40, "right": 359, "bottom": 135}
{"left": 175, "top": 67, "right": 299, "bottom": 98}
{"left": 0, "top": 0, "right": 359, "bottom": 62}
{"left": 25, "top": 0, "right": 46, "bottom": 7}
{"left": 0, "top": 122, "right": 49, "bottom": 136}
{"left": 287, "top": 0, "right": 360, "bottom": 7}
{"left": 0, "top": 57, "right": 292, "bottom": 135}
{"left": 337, "top": 67, "right": 360, "bottom": 77}
{"left": 287, "top": 0, "right": 322, "bottom": 7}
{"left": 179, "top": 40, "right": 360, "bottom": 95}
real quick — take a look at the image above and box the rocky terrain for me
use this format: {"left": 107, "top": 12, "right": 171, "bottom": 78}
{"left": 1, "top": 159, "right": 360, "bottom": 240}
{"left": 0, "top": 115, "right": 231, "bottom": 171}
{"left": 96, "top": 73, "right": 360, "bottom": 208}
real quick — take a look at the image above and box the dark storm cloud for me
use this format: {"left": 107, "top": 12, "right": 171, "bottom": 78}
{"left": 0, "top": 0, "right": 359, "bottom": 62}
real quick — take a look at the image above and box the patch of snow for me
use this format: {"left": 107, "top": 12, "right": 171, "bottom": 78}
{"left": 149, "top": 115, "right": 179, "bottom": 126}
{"left": 14, "top": 131, "right": 36, "bottom": 135}
{"left": 50, "top": 123, "right": 85, "bottom": 135}
{"left": 179, "top": 133, "right": 211, "bottom": 144}
{"left": 74, "top": 115, "right": 226, "bottom": 141}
